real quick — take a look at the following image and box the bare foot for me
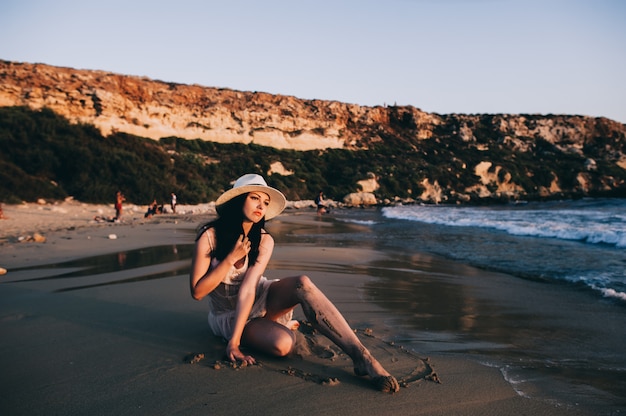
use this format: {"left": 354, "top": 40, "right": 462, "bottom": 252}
{"left": 372, "top": 375, "right": 400, "bottom": 393}
{"left": 353, "top": 352, "right": 400, "bottom": 393}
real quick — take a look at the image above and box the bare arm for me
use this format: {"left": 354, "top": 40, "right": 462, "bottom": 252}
{"left": 189, "top": 229, "right": 251, "bottom": 300}
{"left": 226, "top": 233, "right": 275, "bottom": 363}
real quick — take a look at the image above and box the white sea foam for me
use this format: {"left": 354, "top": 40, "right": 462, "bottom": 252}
{"left": 499, "top": 366, "right": 531, "bottom": 398}
{"left": 563, "top": 272, "right": 626, "bottom": 302}
{"left": 596, "top": 287, "right": 626, "bottom": 301}
{"left": 337, "top": 218, "right": 378, "bottom": 226}
{"left": 479, "top": 361, "right": 530, "bottom": 398}
{"left": 381, "top": 201, "right": 626, "bottom": 248}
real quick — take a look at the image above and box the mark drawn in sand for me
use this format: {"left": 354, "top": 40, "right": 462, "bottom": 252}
{"left": 185, "top": 322, "right": 440, "bottom": 390}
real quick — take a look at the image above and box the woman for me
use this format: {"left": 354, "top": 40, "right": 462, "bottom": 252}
{"left": 190, "top": 174, "right": 399, "bottom": 393}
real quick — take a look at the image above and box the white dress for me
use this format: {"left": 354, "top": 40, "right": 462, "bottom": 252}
{"left": 203, "top": 229, "right": 293, "bottom": 339}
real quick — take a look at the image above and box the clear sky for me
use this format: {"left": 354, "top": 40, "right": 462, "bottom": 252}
{"left": 1, "top": 0, "right": 625, "bottom": 123}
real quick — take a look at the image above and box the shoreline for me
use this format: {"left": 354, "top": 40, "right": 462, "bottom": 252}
{"left": 0, "top": 199, "right": 214, "bottom": 243}
{"left": 0, "top": 203, "right": 602, "bottom": 415}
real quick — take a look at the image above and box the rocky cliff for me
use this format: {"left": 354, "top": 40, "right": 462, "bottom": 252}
{"left": 1, "top": 59, "right": 625, "bottom": 203}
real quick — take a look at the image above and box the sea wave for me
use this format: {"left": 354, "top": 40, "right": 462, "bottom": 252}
{"left": 381, "top": 200, "right": 626, "bottom": 248}
{"left": 566, "top": 271, "right": 626, "bottom": 302}
{"left": 336, "top": 218, "right": 378, "bottom": 226}
{"left": 597, "top": 287, "right": 626, "bottom": 302}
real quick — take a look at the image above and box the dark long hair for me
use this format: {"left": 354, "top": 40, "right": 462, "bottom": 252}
{"left": 196, "top": 193, "right": 266, "bottom": 265}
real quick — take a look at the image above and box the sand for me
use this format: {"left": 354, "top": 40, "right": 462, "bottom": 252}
{"left": 0, "top": 201, "right": 593, "bottom": 415}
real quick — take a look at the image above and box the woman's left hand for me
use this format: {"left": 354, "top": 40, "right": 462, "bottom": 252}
{"left": 226, "top": 343, "right": 256, "bottom": 366}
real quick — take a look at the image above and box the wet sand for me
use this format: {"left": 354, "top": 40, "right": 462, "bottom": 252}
{"left": 0, "top": 202, "right": 596, "bottom": 415}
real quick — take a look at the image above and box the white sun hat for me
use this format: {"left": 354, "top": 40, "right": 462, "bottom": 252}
{"left": 215, "top": 174, "right": 286, "bottom": 220}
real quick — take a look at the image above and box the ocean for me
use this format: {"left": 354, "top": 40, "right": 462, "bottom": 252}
{"left": 379, "top": 198, "right": 626, "bottom": 302}
{"left": 323, "top": 198, "right": 626, "bottom": 412}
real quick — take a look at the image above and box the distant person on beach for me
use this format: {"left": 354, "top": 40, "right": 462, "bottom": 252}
{"left": 314, "top": 191, "right": 328, "bottom": 215}
{"left": 115, "top": 191, "right": 125, "bottom": 221}
{"left": 0, "top": 204, "right": 6, "bottom": 219}
{"left": 190, "top": 174, "right": 399, "bottom": 393}
{"left": 171, "top": 192, "right": 177, "bottom": 214}
{"left": 144, "top": 199, "right": 158, "bottom": 218}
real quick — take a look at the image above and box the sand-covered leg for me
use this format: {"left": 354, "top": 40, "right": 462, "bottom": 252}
{"left": 294, "top": 276, "right": 399, "bottom": 393}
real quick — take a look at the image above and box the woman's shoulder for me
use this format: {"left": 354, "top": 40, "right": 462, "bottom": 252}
{"left": 260, "top": 229, "right": 274, "bottom": 243}
{"left": 195, "top": 223, "right": 216, "bottom": 242}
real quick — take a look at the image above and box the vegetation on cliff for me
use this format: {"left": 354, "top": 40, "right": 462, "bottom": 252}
{"left": 1, "top": 107, "right": 625, "bottom": 205}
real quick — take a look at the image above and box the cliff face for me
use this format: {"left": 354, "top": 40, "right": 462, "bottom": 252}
{"left": 0, "top": 60, "right": 404, "bottom": 151}
{"left": 1, "top": 59, "right": 625, "bottom": 202}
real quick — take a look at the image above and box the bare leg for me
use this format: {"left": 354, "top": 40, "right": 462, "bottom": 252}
{"left": 242, "top": 318, "right": 296, "bottom": 357}
{"left": 265, "top": 275, "right": 399, "bottom": 393}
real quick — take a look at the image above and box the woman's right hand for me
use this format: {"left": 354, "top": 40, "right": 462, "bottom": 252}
{"left": 226, "top": 342, "right": 256, "bottom": 365}
{"left": 228, "top": 234, "right": 251, "bottom": 264}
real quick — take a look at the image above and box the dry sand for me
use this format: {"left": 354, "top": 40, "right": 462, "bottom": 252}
{"left": 0, "top": 201, "right": 591, "bottom": 415}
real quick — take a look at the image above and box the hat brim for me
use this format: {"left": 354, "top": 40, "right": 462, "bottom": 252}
{"left": 215, "top": 185, "right": 286, "bottom": 220}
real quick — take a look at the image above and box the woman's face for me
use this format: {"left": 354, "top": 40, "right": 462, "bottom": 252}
{"left": 242, "top": 191, "right": 270, "bottom": 223}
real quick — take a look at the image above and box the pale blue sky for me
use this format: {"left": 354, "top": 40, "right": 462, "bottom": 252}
{"left": 1, "top": 0, "right": 625, "bottom": 123}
